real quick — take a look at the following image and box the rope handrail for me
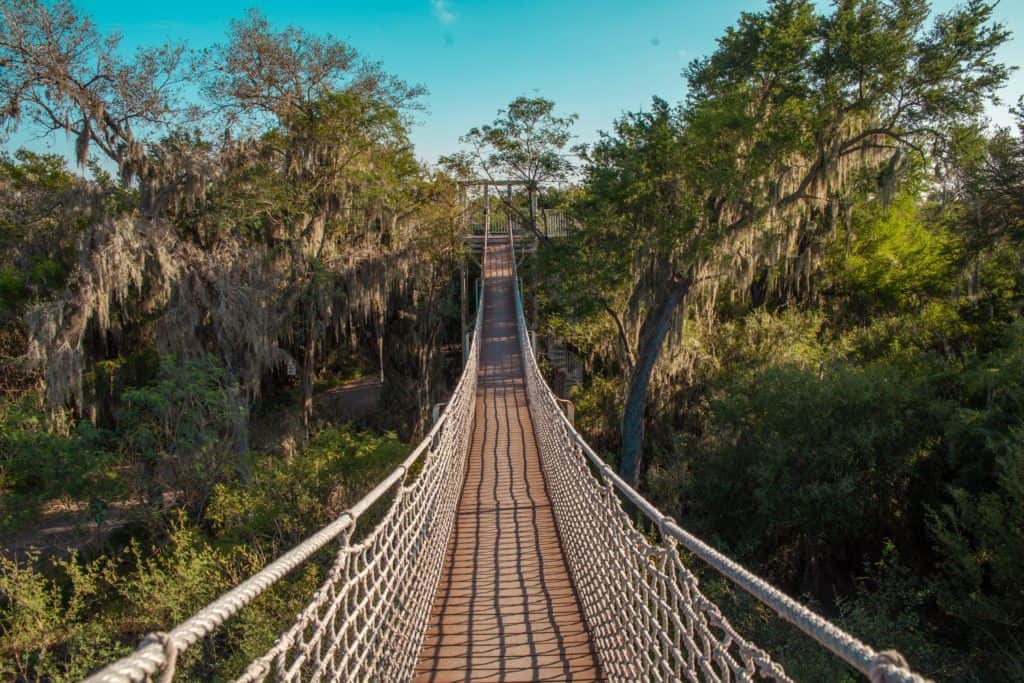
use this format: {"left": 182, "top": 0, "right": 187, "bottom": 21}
{"left": 82, "top": 223, "right": 932, "bottom": 683}
{"left": 83, "top": 231, "right": 490, "bottom": 683}
{"left": 506, "top": 225, "right": 929, "bottom": 683}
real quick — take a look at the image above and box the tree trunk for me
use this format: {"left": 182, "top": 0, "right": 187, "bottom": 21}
{"left": 301, "top": 318, "right": 315, "bottom": 431}
{"left": 619, "top": 275, "right": 692, "bottom": 485}
{"left": 232, "top": 386, "right": 252, "bottom": 482}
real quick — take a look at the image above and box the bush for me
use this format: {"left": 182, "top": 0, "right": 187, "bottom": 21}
{"left": 683, "top": 361, "right": 936, "bottom": 592}
{"left": 930, "top": 443, "right": 1024, "bottom": 678}
{"left": 0, "top": 519, "right": 228, "bottom": 681}
{"left": 570, "top": 376, "right": 624, "bottom": 456}
{"left": 0, "top": 395, "right": 116, "bottom": 529}
{"left": 0, "top": 510, "right": 329, "bottom": 681}
{"left": 119, "top": 355, "right": 241, "bottom": 519}
{"left": 206, "top": 425, "right": 408, "bottom": 545}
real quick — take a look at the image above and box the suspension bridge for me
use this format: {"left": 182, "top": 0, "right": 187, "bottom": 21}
{"left": 83, "top": 224, "right": 930, "bottom": 682}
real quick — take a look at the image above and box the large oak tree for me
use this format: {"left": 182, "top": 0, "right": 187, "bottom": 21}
{"left": 571, "top": 0, "right": 1011, "bottom": 484}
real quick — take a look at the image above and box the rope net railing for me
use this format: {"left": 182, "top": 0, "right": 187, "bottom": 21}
{"left": 82, "top": 227, "right": 932, "bottom": 683}
{"left": 506, "top": 227, "right": 930, "bottom": 683}
{"left": 83, "top": 237, "right": 489, "bottom": 683}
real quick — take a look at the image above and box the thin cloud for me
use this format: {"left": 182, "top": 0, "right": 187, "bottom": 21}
{"left": 431, "top": 0, "right": 456, "bottom": 26}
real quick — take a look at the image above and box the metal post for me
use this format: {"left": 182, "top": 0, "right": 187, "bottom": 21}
{"left": 530, "top": 193, "right": 539, "bottom": 331}
{"left": 484, "top": 184, "right": 490, "bottom": 235}
{"left": 460, "top": 255, "right": 468, "bottom": 366}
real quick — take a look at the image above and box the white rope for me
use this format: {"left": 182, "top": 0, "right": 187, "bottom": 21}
{"left": 506, "top": 227, "right": 931, "bottom": 683}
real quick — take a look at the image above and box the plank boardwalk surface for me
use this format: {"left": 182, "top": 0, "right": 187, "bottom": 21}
{"left": 413, "top": 239, "right": 602, "bottom": 682}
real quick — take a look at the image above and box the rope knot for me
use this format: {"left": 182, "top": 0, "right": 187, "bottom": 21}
{"left": 139, "top": 631, "right": 178, "bottom": 683}
{"left": 658, "top": 514, "right": 677, "bottom": 542}
{"left": 869, "top": 649, "right": 913, "bottom": 683}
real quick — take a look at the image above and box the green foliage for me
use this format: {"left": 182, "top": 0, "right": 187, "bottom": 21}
{"left": 0, "top": 150, "right": 85, "bottom": 318}
{"left": 0, "top": 395, "right": 115, "bottom": 528}
{"left": 0, "top": 266, "right": 23, "bottom": 317}
{"left": 688, "top": 360, "right": 934, "bottom": 587}
{"left": 712, "top": 308, "right": 827, "bottom": 377}
{"left": 569, "top": 376, "right": 623, "bottom": 455}
{"left": 0, "top": 0, "right": 1018, "bottom": 679}
{"left": 829, "top": 192, "right": 959, "bottom": 316}
{"left": 836, "top": 543, "right": 944, "bottom": 677}
{"left": 930, "top": 444, "right": 1024, "bottom": 676}
{"left": 956, "top": 114, "right": 1024, "bottom": 252}
{"left": 0, "top": 515, "right": 324, "bottom": 681}
{"left": 446, "top": 96, "right": 578, "bottom": 189}
{"left": 839, "top": 301, "right": 966, "bottom": 365}
{"left": 0, "top": 520, "right": 221, "bottom": 682}
{"left": 0, "top": 420, "right": 407, "bottom": 680}
{"left": 118, "top": 355, "right": 242, "bottom": 518}
{"left": 538, "top": 240, "right": 623, "bottom": 357}
{"left": 706, "top": 542, "right": 944, "bottom": 680}
{"left": 562, "top": 105, "right": 1024, "bottom": 670}
{"left": 206, "top": 425, "right": 408, "bottom": 544}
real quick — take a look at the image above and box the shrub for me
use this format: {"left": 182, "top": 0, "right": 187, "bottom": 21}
{"left": 206, "top": 425, "right": 408, "bottom": 546}
{"left": 0, "top": 395, "right": 116, "bottom": 528}
{"left": 119, "top": 356, "right": 241, "bottom": 519}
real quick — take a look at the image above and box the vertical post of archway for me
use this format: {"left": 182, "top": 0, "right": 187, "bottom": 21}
{"left": 483, "top": 183, "right": 491, "bottom": 235}
{"left": 460, "top": 259, "right": 468, "bottom": 366}
{"left": 460, "top": 185, "right": 468, "bottom": 365}
{"left": 530, "top": 189, "right": 539, "bottom": 331}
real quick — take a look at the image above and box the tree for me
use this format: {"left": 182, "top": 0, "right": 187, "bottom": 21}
{"left": 203, "top": 9, "right": 425, "bottom": 127}
{"left": 119, "top": 356, "right": 239, "bottom": 518}
{"left": 570, "top": 99, "right": 696, "bottom": 482}
{"left": 951, "top": 100, "right": 1024, "bottom": 259}
{"left": 2, "top": 1, "right": 460, "bottom": 454}
{"left": 0, "top": 151, "right": 89, "bottom": 314}
{"left": 445, "top": 96, "right": 577, "bottom": 235}
{"left": 0, "top": 0, "right": 189, "bottom": 178}
{"left": 573, "top": 0, "right": 1010, "bottom": 484}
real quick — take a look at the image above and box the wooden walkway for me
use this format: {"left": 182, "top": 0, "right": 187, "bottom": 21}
{"left": 414, "top": 239, "right": 601, "bottom": 682}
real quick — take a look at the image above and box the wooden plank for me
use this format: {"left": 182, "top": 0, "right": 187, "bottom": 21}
{"left": 414, "top": 241, "right": 602, "bottom": 682}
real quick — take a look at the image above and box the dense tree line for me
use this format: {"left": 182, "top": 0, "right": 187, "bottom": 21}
{"left": 0, "top": 2, "right": 464, "bottom": 679}
{"left": 539, "top": 0, "right": 1021, "bottom": 678}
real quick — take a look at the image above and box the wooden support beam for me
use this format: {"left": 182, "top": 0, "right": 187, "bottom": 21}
{"left": 458, "top": 179, "right": 530, "bottom": 186}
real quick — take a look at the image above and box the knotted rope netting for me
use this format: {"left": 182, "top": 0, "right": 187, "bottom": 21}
{"left": 507, "top": 228, "right": 929, "bottom": 683}
{"left": 84, "top": 228, "right": 929, "bottom": 683}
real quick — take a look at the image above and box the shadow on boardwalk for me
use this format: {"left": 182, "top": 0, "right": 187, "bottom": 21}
{"left": 413, "top": 240, "right": 601, "bottom": 682}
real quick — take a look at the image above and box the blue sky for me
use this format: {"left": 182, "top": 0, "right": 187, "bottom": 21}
{"left": 6, "top": 0, "right": 1024, "bottom": 166}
